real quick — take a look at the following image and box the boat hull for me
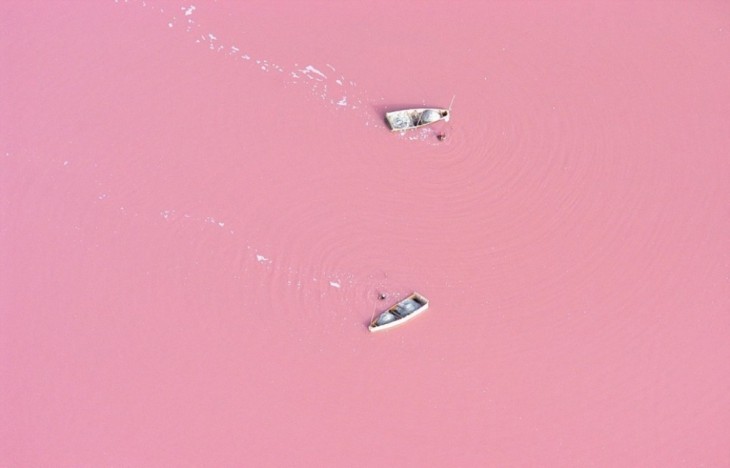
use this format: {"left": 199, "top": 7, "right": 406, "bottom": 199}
{"left": 385, "top": 108, "right": 449, "bottom": 132}
{"left": 369, "top": 292, "right": 430, "bottom": 332}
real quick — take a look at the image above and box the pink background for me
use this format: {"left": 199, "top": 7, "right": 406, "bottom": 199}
{"left": 2, "top": 1, "right": 729, "bottom": 466}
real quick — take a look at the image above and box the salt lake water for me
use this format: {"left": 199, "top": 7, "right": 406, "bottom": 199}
{"left": 1, "top": 1, "right": 729, "bottom": 465}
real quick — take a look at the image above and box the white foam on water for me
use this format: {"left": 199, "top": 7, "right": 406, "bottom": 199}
{"left": 121, "top": 0, "right": 380, "bottom": 133}
{"left": 302, "top": 65, "right": 327, "bottom": 79}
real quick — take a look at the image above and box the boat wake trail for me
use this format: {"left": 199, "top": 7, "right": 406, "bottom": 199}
{"left": 115, "top": 0, "right": 371, "bottom": 118}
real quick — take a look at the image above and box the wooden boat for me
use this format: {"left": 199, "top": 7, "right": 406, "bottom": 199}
{"left": 369, "top": 292, "right": 430, "bottom": 332}
{"left": 385, "top": 108, "right": 450, "bottom": 131}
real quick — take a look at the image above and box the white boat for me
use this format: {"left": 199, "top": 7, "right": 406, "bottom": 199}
{"left": 385, "top": 108, "right": 450, "bottom": 131}
{"left": 369, "top": 292, "right": 430, "bottom": 332}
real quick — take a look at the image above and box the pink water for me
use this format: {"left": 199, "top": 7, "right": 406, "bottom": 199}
{"left": 2, "top": 1, "right": 729, "bottom": 466}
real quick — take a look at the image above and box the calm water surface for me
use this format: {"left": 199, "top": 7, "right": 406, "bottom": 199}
{"left": 1, "top": 1, "right": 729, "bottom": 465}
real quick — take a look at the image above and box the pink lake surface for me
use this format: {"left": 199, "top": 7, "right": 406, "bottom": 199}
{"left": 2, "top": 1, "right": 729, "bottom": 466}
